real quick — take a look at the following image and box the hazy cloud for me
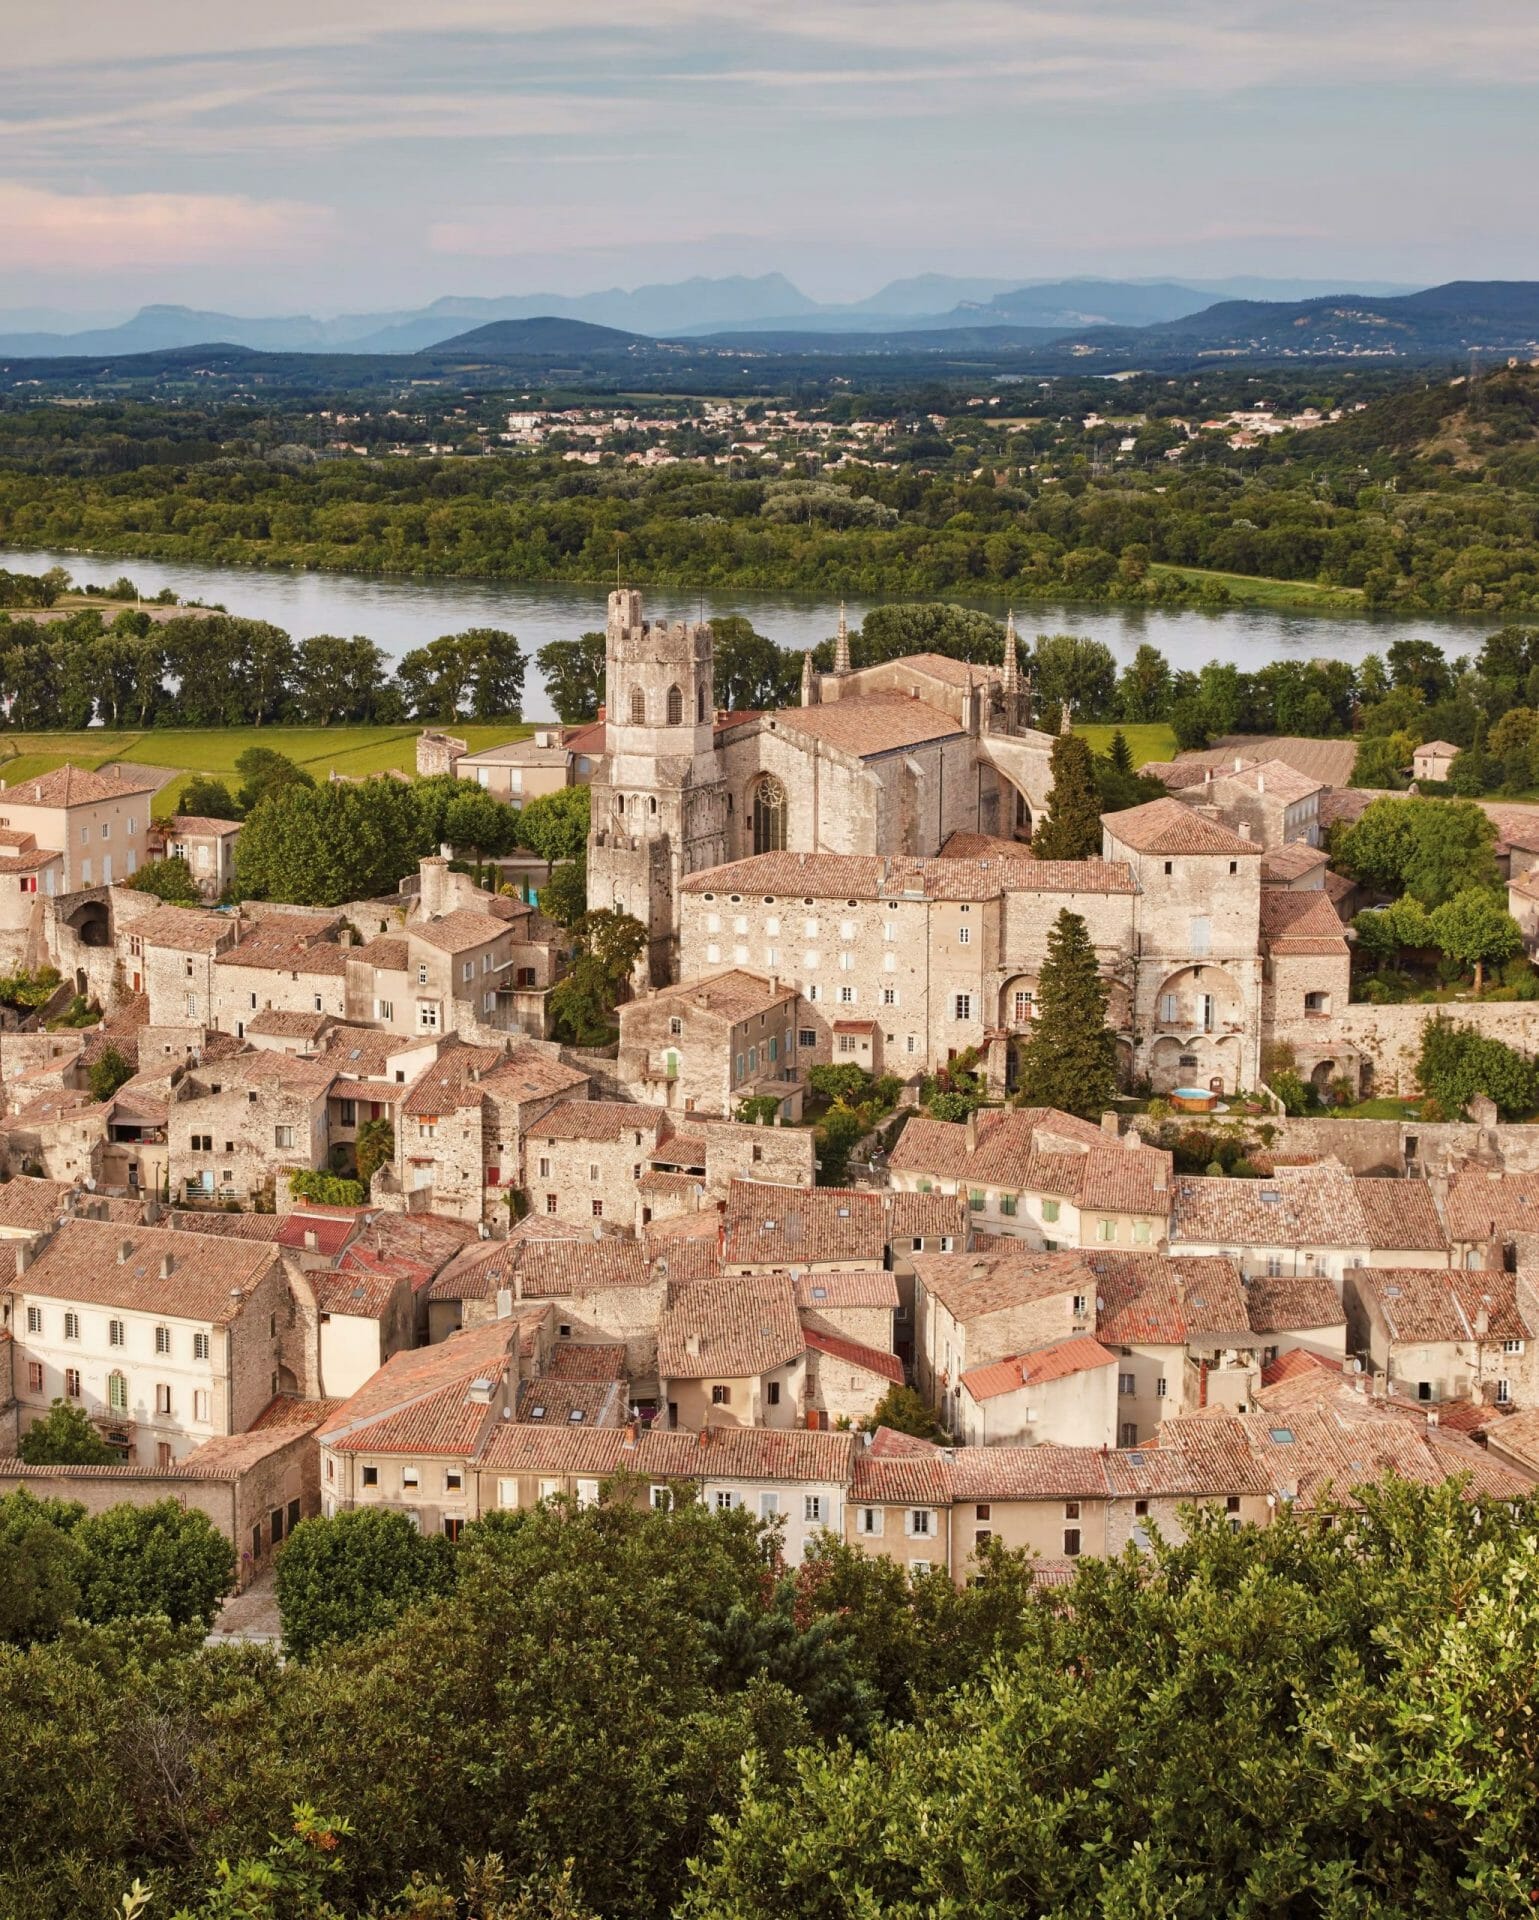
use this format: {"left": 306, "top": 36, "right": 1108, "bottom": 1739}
{"left": 0, "top": 182, "right": 335, "bottom": 271}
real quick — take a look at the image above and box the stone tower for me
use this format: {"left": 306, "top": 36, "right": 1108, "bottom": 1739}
{"left": 587, "top": 589, "right": 729, "bottom": 985}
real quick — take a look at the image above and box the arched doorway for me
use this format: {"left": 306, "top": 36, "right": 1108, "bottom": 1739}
{"left": 751, "top": 776, "right": 787, "bottom": 854}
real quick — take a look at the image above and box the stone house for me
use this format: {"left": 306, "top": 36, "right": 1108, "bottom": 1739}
{"left": 126, "top": 903, "right": 238, "bottom": 1023}
{"left": 1508, "top": 869, "right": 1539, "bottom": 956}
{"left": 1175, "top": 758, "right": 1324, "bottom": 849}
{"left": 911, "top": 1246, "right": 1098, "bottom": 1428}
{"left": 955, "top": 1334, "right": 1121, "bottom": 1447}
{"left": 168, "top": 1049, "right": 337, "bottom": 1206}
{"left": 0, "top": 763, "right": 160, "bottom": 892}
{"left": 1240, "top": 1270, "right": 1349, "bottom": 1371}
{"left": 317, "top": 1320, "right": 521, "bottom": 1534}
{"left": 1088, "top": 1250, "right": 1259, "bottom": 1446}
{"left": 616, "top": 968, "right": 803, "bottom": 1120}
{"left": 212, "top": 912, "right": 350, "bottom": 1035}
{"left": 394, "top": 1039, "right": 589, "bottom": 1224}
{"left": 794, "top": 1269, "right": 900, "bottom": 1354}
{"left": 1259, "top": 888, "right": 1357, "bottom": 1092}
{"left": 1171, "top": 1163, "right": 1449, "bottom": 1285}
{"left": 523, "top": 1098, "right": 670, "bottom": 1228}
{"left": 657, "top": 1272, "right": 807, "bottom": 1431}
{"left": 720, "top": 1180, "right": 889, "bottom": 1277}
{"left": 677, "top": 849, "right": 1135, "bottom": 1083}
{"left": 1413, "top": 741, "right": 1459, "bottom": 783}
{"left": 1101, "top": 797, "right": 1265, "bottom": 1095}
{"left": 151, "top": 815, "right": 242, "bottom": 900}
{"left": 1260, "top": 840, "right": 1330, "bottom": 890}
{"left": 1344, "top": 1265, "right": 1539, "bottom": 1409}
{"left": 243, "top": 1009, "right": 335, "bottom": 1055}
{"left": 888, "top": 1106, "right": 1172, "bottom": 1251}
{"left": 438, "top": 729, "right": 575, "bottom": 803}
{"left": 0, "top": 832, "right": 63, "bottom": 964}
{"left": 1441, "top": 1166, "right": 1539, "bottom": 1269}
{"left": 4, "top": 1219, "right": 300, "bottom": 1466}
{"left": 306, "top": 1263, "right": 417, "bottom": 1399}
{"left": 802, "top": 1327, "right": 903, "bottom": 1428}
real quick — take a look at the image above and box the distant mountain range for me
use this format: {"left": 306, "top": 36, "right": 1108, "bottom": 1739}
{"left": 0, "top": 271, "right": 1422, "bottom": 358}
{"left": 7, "top": 281, "right": 1539, "bottom": 382}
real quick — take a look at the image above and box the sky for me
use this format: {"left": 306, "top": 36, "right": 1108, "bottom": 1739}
{"left": 5, "top": 0, "right": 1539, "bottom": 319}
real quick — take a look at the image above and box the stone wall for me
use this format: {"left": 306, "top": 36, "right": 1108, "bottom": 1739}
{"left": 1332, "top": 1001, "right": 1539, "bottom": 1094}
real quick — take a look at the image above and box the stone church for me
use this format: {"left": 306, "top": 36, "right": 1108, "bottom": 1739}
{"left": 587, "top": 588, "right": 1061, "bottom": 983}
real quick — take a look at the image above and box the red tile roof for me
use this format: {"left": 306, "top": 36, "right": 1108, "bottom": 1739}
{"left": 803, "top": 1326, "right": 904, "bottom": 1385}
{"left": 960, "top": 1335, "right": 1119, "bottom": 1402}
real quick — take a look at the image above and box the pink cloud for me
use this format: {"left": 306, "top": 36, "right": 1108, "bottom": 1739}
{"left": 0, "top": 182, "right": 334, "bottom": 270}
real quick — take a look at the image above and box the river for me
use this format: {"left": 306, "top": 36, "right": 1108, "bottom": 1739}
{"left": 0, "top": 545, "right": 1488, "bottom": 722}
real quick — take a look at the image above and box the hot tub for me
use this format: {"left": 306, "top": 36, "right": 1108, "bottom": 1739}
{"left": 1170, "top": 1086, "right": 1217, "bottom": 1114}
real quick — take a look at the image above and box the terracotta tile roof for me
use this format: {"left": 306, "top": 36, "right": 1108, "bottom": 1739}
{"left": 316, "top": 1321, "right": 517, "bottom": 1455}
{"left": 771, "top": 693, "right": 961, "bottom": 757}
{"left": 657, "top": 1272, "right": 804, "bottom": 1379}
{"left": 1261, "top": 1347, "right": 1342, "bottom": 1388}
{"left": 1102, "top": 795, "right": 1261, "bottom": 857}
{"left": 961, "top": 1335, "right": 1119, "bottom": 1402}
{"left": 520, "top": 1237, "right": 654, "bottom": 1296}
{"left": 18, "top": 1219, "right": 279, "bottom": 1322}
{"left": 400, "top": 1041, "right": 506, "bottom": 1116}
{"left": 866, "top": 1425, "right": 944, "bottom": 1459}
{"left": 1105, "top": 1441, "right": 1267, "bottom": 1498}
{"left": 723, "top": 1181, "right": 888, "bottom": 1267}
{"left": 545, "top": 1343, "right": 628, "bottom": 1381}
{"left": 409, "top": 908, "right": 509, "bottom": 955}
{"left": 250, "top": 1393, "right": 347, "bottom": 1430}
{"left": 477, "top": 1045, "right": 590, "bottom": 1107}
{"left": 1354, "top": 1178, "right": 1448, "bottom": 1253}
{"left": 320, "top": 1027, "right": 428, "bottom": 1078}
{"left": 167, "top": 1208, "right": 287, "bottom": 1241}
{"left": 652, "top": 1131, "right": 707, "bottom": 1167}
{"left": 1177, "top": 736, "right": 1360, "bottom": 790}
{"left": 1089, "top": 1251, "right": 1251, "bottom": 1344}
{"left": 192, "top": 1048, "right": 337, "bottom": 1095}
{"left": 355, "top": 935, "right": 409, "bottom": 970}
{"left": 794, "top": 1270, "right": 900, "bottom": 1310}
{"left": 804, "top": 1326, "right": 904, "bottom": 1384}
{"left": 130, "top": 904, "right": 233, "bottom": 951}
{"left": 3, "top": 763, "right": 159, "bottom": 807}
{"left": 913, "top": 1246, "right": 1095, "bottom": 1322}
{"left": 530, "top": 1098, "right": 667, "bottom": 1144}
{"left": 1260, "top": 888, "right": 1348, "bottom": 942}
{"left": 1355, "top": 1266, "right": 1529, "bottom": 1345}
{"left": 0, "top": 1175, "right": 75, "bottom": 1232}
{"left": 949, "top": 1445, "right": 1111, "bottom": 1501}
{"left": 684, "top": 849, "right": 1134, "bottom": 903}
{"left": 1172, "top": 1163, "right": 1372, "bottom": 1251}
{"left": 245, "top": 1008, "right": 333, "bottom": 1041}
{"left": 168, "top": 814, "right": 242, "bottom": 837}
{"left": 645, "top": 1426, "right": 858, "bottom": 1482}
{"left": 478, "top": 1424, "right": 633, "bottom": 1476}
{"left": 310, "top": 1268, "right": 403, "bottom": 1319}
{"left": 0, "top": 847, "right": 61, "bottom": 873}
{"left": 1484, "top": 1406, "right": 1539, "bottom": 1471}
{"left": 890, "top": 1110, "right": 1171, "bottom": 1216}
{"left": 1162, "top": 1400, "right": 1531, "bottom": 1509}
{"left": 882, "top": 1189, "right": 969, "bottom": 1245}
{"left": 1202, "top": 758, "right": 1324, "bottom": 806}
{"left": 643, "top": 1231, "right": 722, "bottom": 1286}
{"left": 1260, "top": 841, "right": 1330, "bottom": 883}
{"left": 329, "top": 1076, "right": 406, "bottom": 1106}
{"left": 280, "top": 1209, "right": 362, "bottom": 1257}
{"left": 1242, "top": 1271, "right": 1346, "bottom": 1333}
{"left": 1418, "top": 740, "right": 1460, "bottom": 757}
{"left": 1443, "top": 1168, "right": 1539, "bottom": 1243}
{"left": 641, "top": 968, "right": 797, "bottom": 1021}
{"left": 215, "top": 913, "right": 344, "bottom": 970}
{"left": 850, "top": 1453, "right": 952, "bottom": 1504}
{"left": 515, "top": 1378, "right": 626, "bottom": 1426}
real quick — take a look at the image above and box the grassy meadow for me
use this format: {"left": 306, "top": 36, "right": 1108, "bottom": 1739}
{"left": 1075, "top": 721, "right": 1179, "bottom": 767}
{"left": 0, "top": 721, "right": 534, "bottom": 810}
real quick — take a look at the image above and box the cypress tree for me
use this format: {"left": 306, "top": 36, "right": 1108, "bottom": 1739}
{"left": 1108, "top": 729, "right": 1134, "bottom": 776}
{"left": 1014, "top": 908, "right": 1118, "bottom": 1118}
{"left": 1031, "top": 732, "right": 1102, "bottom": 860}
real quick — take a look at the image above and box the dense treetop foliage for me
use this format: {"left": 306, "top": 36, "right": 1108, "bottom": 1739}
{"left": 4, "top": 1480, "right": 1539, "bottom": 1916}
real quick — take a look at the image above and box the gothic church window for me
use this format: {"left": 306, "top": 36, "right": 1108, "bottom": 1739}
{"left": 629, "top": 687, "right": 646, "bottom": 725}
{"left": 751, "top": 777, "right": 787, "bottom": 855}
{"left": 666, "top": 684, "right": 683, "bottom": 725}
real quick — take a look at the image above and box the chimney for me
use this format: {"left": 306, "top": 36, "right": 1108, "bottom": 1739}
{"left": 622, "top": 1417, "right": 638, "bottom": 1449}
{"left": 339, "top": 929, "right": 353, "bottom": 948}
{"left": 1234, "top": 756, "right": 1244, "bottom": 772}
{"left": 159, "top": 1253, "right": 175, "bottom": 1278}
{"left": 467, "top": 1377, "right": 493, "bottom": 1405}
{"left": 303, "top": 1229, "right": 319, "bottom": 1252}
{"left": 144, "top": 1192, "right": 161, "bottom": 1225}
{"left": 685, "top": 1331, "right": 701, "bottom": 1357}
{"left": 697, "top": 1424, "right": 713, "bottom": 1448}
{"left": 496, "top": 1285, "right": 513, "bottom": 1320}
{"left": 118, "top": 1237, "right": 134, "bottom": 1264}
{"left": 1236, "top": 822, "right": 1251, "bottom": 841}
{"left": 1101, "top": 1111, "right": 1119, "bottom": 1138}
{"left": 964, "top": 1108, "right": 979, "bottom": 1152}
{"left": 1256, "top": 770, "right": 1265, "bottom": 795}
{"left": 14, "top": 1243, "right": 28, "bottom": 1277}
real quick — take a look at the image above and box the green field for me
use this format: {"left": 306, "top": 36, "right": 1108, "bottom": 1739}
{"left": 1074, "top": 722, "right": 1178, "bottom": 767}
{"left": 1147, "top": 563, "right": 1366, "bottom": 613}
{"left": 0, "top": 721, "right": 534, "bottom": 810}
